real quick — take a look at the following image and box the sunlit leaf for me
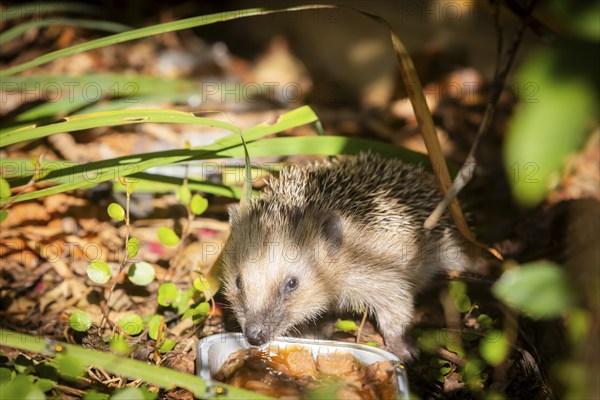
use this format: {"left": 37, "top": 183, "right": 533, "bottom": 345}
{"left": 126, "top": 237, "right": 140, "bottom": 258}
{"left": 157, "top": 283, "right": 178, "bottom": 307}
{"left": 0, "top": 178, "right": 10, "bottom": 198}
{"left": 119, "top": 314, "right": 144, "bottom": 336}
{"left": 69, "top": 311, "right": 93, "bottom": 332}
{"left": 479, "top": 330, "right": 510, "bottom": 366}
{"left": 128, "top": 262, "right": 155, "bottom": 286}
{"left": 190, "top": 194, "right": 208, "bottom": 215}
{"left": 110, "top": 386, "right": 156, "bottom": 400}
{"left": 492, "top": 262, "right": 574, "bottom": 319}
{"left": 147, "top": 315, "right": 164, "bottom": 341}
{"left": 157, "top": 227, "right": 180, "bottom": 247}
{"left": 158, "top": 339, "right": 176, "bottom": 354}
{"left": 0, "top": 374, "right": 45, "bottom": 400}
{"left": 107, "top": 202, "right": 125, "bottom": 221}
{"left": 86, "top": 260, "right": 111, "bottom": 284}
{"left": 335, "top": 320, "right": 358, "bottom": 332}
{"left": 178, "top": 186, "right": 191, "bottom": 206}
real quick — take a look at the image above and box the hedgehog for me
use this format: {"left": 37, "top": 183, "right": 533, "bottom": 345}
{"left": 221, "top": 152, "right": 481, "bottom": 360}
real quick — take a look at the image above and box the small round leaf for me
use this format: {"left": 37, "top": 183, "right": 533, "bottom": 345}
{"left": 190, "top": 194, "right": 208, "bottom": 216}
{"left": 480, "top": 330, "right": 510, "bottom": 366}
{"left": 147, "top": 315, "right": 164, "bottom": 340}
{"left": 157, "top": 227, "right": 180, "bottom": 247}
{"left": 336, "top": 320, "right": 358, "bottom": 332}
{"left": 86, "top": 261, "right": 111, "bottom": 284}
{"left": 126, "top": 237, "right": 140, "bottom": 258}
{"left": 119, "top": 314, "right": 144, "bottom": 336}
{"left": 178, "top": 186, "right": 191, "bottom": 206}
{"left": 0, "top": 178, "right": 11, "bottom": 199}
{"left": 158, "top": 338, "right": 176, "bottom": 354}
{"left": 69, "top": 311, "right": 93, "bottom": 332}
{"left": 107, "top": 203, "right": 125, "bottom": 221}
{"left": 157, "top": 283, "right": 179, "bottom": 307}
{"left": 110, "top": 334, "right": 133, "bottom": 356}
{"left": 128, "top": 262, "right": 155, "bottom": 286}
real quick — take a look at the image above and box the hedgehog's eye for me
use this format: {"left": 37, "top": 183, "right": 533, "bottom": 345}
{"left": 235, "top": 275, "right": 243, "bottom": 290}
{"left": 284, "top": 277, "right": 299, "bottom": 293}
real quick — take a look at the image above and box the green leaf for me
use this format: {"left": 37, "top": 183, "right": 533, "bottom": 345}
{"left": 178, "top": 186, "right": 191, "bottom": 206}
{"left": 83, "top": 390, "right": 110, "bottom": 400}
{"left": 119, "top": 314, "right": 144, "bottom": 336}
{"left": 479, "top": 330, "right": 509, "bottom": 367}
{"left": 190, "top": 194, "right": 208, "bottom": 216}
{"left": 158, "top": 339, "right": 176, "bottom": 354}
{"left": 0, "top": 367, "right": 13, "bottom": 384}
{"left": 365, "top": 341, "right": 379, "bottom": 347}
{"left": 86, "top": 260, "right": 112, "bottom": 284}
{"left": 110, "top": 387, "right": 156, "bottom": 400}
{"left": 126, "top": 237, "right": 140, "bottom": 258}
{"left": 0, "top": 5, "right": 335, "bottom": 78}
{"left": 492, "top": 262, "right": 574, "bottom": 319}
{"left": 69, "top": 311, "right": 93, "bottom": 332}
{"left": 34, "top": 378, "right": 54, "bottom": 393}
{"left": 175, "top": 288, "right": 194, "bottom": 315}
{"left": 0, "top": 374, "right": 45, "bottom": 400}
{"left": 147, "top": 315, "right": 164, "bottom": 341}
{"left": 109, "top": 334, "right": 133, "bottom": 356}
{"left": 0, "top": 210, "right": 8, "bottom": 223}
{"left": 128, "top": 262, "right": 155, "bottom": 286}
{"left": 448, "top": 281, "right": 466, "bottom": 298}
{"left": 56, "top": 354, "right": 85, "bottom": 379}
{"left": 0, "top": 178, "right": 10, "bottom": 198}
{"left": 193, "top": 276, "right": 210, "bottom": 293}
{"left": 335, "top": 320, "right": 358, "bottom": 332}
{"left": 157, "top": 227, "right": 180, "bottom": 247}
{"left": 504, "top": 48, "right": 598, "bottom": 207}
{"left": 157, "top": 283, "right": 178, "bottom": 307}
{"left": 455, "top": 294, "right": 472, "bottom": 313}
{"left": 477, "top": 314, "right": 493, "bottom": 330}
{"left": 567, "top": 307, "right": 589, "bottom": 345}
{"left": 107, "top": 203, "right": 125, "bottom": 221}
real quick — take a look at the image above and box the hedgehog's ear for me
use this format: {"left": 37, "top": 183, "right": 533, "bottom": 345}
{"left": 320, "top": 212, "right": 343, "bottom": 254}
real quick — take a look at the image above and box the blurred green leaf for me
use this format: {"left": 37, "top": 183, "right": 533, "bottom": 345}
{"left": 119, "top": 314, "right": 144, "bottom": 336}
{"left": 157, "top": 227, "right": 179, "bottom": 247}
{"left": 492, "top": 262, "right": 575, "bottom": 318}
{"left": 34, "top": 378, "right": 54, "bottom": 393}
{"left": 335, "top": 320, "right": 358, "bottom": 332}
{"left": 0, "top": 178, "right": 10, "bottom": 198}
{"left": 477, "top": 314, "right": 493, "bottom": 330}
{"left": 86, "top": 260, "right": 111, "bottom": 284}
{"left": 504, "top": 48, "right": 598, "bottom": 207}
{"left": 158, "top": 339, "right": 176, "bottom": 354}
{"left": 128, "top": 262, "right": 155, "bottom": 286}
{"left": 190, "top": 194, "right": 208, "bottom": 216}
{"left": 147, "top": 315, "right": 164, "bottom": 341}
{"left": 547, "top": 0, "right": 600, "bottom": 41}
{"left": 0, "top": 210, "right": 8, "bottom": 223}
{"left": 126, "top": 237, "right": 140, "bottom": 258}
{"left": 83, "top": 390, "right": 110, "bottom": 400}
{"left": 109, "top": 334, "right": 133, "bottom": 356}
{"left": 479, "top": 330, "right": 510, "bottom": 366}
{"left": 110, "top": 386, "right": 156, "bottom": 400}
{"left": 178, "top": 186, "right": 191, "bottom": 206}
{"left": 0, "top": 374, "right": 45, "bottom": 400}
{"left": 567, "top": 307, "right": 589, "bottom": 344}
{"left": 56, "top": 354, "right": 84, "bottom": 379}
{"left": 69, "top": 311, "right": 93, "bottom": 332}
{"left": 157, "top": 283, "right": 178, "bottom": 307}
{"left": 107, "top": 203, "right": 125, "bottom": 221}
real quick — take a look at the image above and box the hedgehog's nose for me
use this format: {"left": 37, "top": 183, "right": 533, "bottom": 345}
{"left": 245, "top": 324, "right": 267, "bottom": 346}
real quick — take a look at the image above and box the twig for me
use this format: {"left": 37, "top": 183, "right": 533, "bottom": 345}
{"left": 437, "top": 347, "right": 466, "bottom": 367}
{"left": 356, "top": 308, "right": 369, "bottom": 344}
{"left": 424, "top": 1, "right": 534, "bottom": 237}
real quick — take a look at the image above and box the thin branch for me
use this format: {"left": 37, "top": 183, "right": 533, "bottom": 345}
{"left": 424, "top": 1, "right": 534, "bottom": 237}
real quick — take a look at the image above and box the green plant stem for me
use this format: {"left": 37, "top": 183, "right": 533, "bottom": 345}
{"left": 0, "top": 329, "right": 269, "bottom": 399}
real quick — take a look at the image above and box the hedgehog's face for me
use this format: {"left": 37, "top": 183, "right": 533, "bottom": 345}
{"left": 221, "top": 205, "right": 343, "bottom": 346}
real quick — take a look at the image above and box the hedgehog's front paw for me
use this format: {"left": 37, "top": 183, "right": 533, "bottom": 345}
{"left": 386, "top": 335, "right": 419, "bottom": 362}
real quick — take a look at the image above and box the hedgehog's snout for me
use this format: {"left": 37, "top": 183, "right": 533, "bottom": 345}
{"left": 245, "top": 323, "right": 268, "bottom": 346}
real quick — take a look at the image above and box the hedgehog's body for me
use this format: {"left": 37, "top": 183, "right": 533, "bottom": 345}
{"left": 222, "top": 153, "right": 475, "bottom": 360}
